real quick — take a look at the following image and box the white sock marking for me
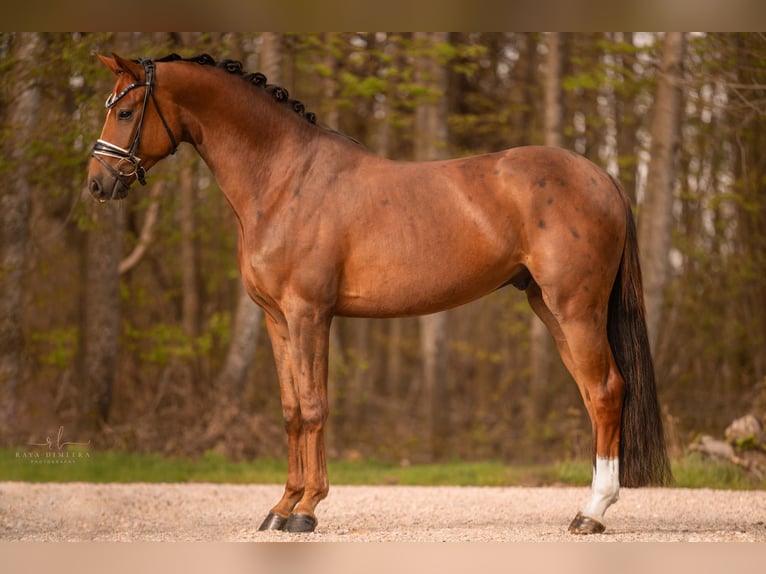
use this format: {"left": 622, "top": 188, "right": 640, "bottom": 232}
{"left": 582, "top": 456, "right": 620, "bottom": 521}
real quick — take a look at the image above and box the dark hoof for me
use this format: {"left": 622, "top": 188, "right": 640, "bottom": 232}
{"left": 258, "top": 511, "right": 288, "bottom": 531}
{"left": 568, "top": 511, "right": 606, "bottom": 535}
{"left": 284, "top": 512, "right": 318, "bottom": 533}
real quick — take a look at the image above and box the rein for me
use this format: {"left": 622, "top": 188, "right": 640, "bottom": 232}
{"left": 91, "top": 58, "right": 177, "bottom": 188}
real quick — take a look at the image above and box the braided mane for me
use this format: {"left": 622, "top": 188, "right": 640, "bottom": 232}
{"left": 151, "top": 52, "right": 318, "bottom": 125}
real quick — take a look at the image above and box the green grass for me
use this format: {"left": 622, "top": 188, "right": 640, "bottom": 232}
{"left": 0, "top": 449, "right": 761, "bottom": 489}
{"left": 670, "top": 452, "right": 759, "bottom": 490}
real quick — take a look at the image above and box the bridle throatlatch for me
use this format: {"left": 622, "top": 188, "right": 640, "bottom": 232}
{"left": 91, "top": 58, "right": 178, "bottom": 187}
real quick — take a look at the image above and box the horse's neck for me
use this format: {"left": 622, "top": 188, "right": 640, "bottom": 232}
{"left": 173, "top": 70, "right": 304, "bottom": 211}
{"left": 169, "top": 65, "right": 376, "bottom": 224}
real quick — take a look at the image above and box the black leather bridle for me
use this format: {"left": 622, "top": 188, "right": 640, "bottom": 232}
{"left": 91, "top": 58, "right": 178, "bottom": 189}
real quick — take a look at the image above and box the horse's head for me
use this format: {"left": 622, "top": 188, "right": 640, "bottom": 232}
{"left": 87, "top": 53, "right": 179, "bottom": 202}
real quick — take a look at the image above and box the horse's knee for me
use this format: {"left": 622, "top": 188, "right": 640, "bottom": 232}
{"left": 282, "top": 405, "right": 302, "bottom": 433}
{"left": 299, "top": 397, "right": 328, "bottom": 432}
{"left": 284, "top": 400, "right": 328, "bottom": 433}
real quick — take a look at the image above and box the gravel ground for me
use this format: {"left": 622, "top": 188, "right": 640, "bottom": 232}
{"left": 2, "top": 482, "right": 765, "bottom": 542}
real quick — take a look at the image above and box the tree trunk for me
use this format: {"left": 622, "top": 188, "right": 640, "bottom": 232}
{"left": 372, "top": 41, "right": 406, "bottom": 403}
{"left": 200, "top": 34, "right": 279, "bottom": 454}
{"left": 79, "top": 200, "right": 124, "bottom": 428}
{"left": 322, "top": 32, "right": 340, "bottom": 131}
{"left": 0, "top": 32, "right": 44, "bottom": 440}
{"left": 210, "top": 34, "right": 283, "bottom": 401}
{"left": 77, "top": 33, "right": 142, "bottom": 431}
{"left": 260, "top": 32, "right": 282, "bottom": 81}
{"left": 214, "top": 287, "right": 263, "bottom": 397}
{"left": 414, "top": 32, "right": 451, "bottom": 460}
{"left": 526, "top": 32, "right": 562, "bottom": 442}
{"left": 507, "top": 33, "right": 537, "bottom": 148}
{"left": 119, "top": 183, "right": 163, "bottom": 275}
{"left": 638, "top": 32, "right": 685, "bottom": 351}
{"left": 613, "top": 32, "right": 639, "bottom": 204}
{"left": 179, "top": 147, "right": 200, "bottom": 339}
{"left": 317, "top": 35, "right": 349, "bottom": 453}
{"left": 543, "top": 33, "right": 563, "bottom": 150}
{"left": 174, "top": 32, "right": 203, "bottom": 343}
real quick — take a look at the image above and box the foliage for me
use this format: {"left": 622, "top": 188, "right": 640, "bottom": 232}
{"left": 3, "top": 33, "right": 766, "bottom": 468}
{"left": 671, "top": 453, "right": 758, "bottom": 490}
{"left": 29, "top": 328, "right": 78, "bottom": 368}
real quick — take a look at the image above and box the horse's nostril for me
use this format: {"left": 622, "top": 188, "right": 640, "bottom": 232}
{"left": 89, "top": 179, "right": 102, "bottom": 197}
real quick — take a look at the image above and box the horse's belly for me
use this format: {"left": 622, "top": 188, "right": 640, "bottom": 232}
{"left": 335, "top": 249, "right": 521, "bottom": 318}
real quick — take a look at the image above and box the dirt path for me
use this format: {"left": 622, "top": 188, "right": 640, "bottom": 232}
{"left": 1, "top": 482, "right": 765, "bottom": 541}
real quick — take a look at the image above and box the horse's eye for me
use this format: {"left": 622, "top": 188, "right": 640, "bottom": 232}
{"left": 117, "top": 109, "right": 133, "bottom": 120}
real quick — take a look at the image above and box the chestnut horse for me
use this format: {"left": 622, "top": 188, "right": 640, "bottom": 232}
{"left": 87, "top": 53, "right": 671, "bottom": 535}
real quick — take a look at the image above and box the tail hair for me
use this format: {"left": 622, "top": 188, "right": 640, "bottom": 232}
{"left": 607, "top": 176, "right": 672, "bottom": 487}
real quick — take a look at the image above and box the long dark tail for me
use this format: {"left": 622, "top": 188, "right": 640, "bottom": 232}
{"left": 607, "top": 177, "right": 672, "bottom": 487}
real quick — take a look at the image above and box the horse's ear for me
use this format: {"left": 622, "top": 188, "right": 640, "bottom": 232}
{"left": 95, "top": 52, "right": 143, "bottom": 81}
{"left": 95, "top": 52, "right": 121, "bottom": 76}
{"left": 111, "top": 53, "right": 144, "bottom": 82}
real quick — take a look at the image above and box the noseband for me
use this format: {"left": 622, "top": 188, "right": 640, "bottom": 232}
{"left": 92, "top": 58, "right": 178, "bottom": 187}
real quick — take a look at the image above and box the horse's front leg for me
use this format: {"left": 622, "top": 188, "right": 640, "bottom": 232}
{"left": 258, "top": 314, "right": 305, "bottom": 532}
{"left": 258, "top": 304, "right": 332, "bottom": 534}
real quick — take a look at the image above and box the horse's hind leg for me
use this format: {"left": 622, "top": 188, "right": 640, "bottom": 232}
{"left": 562, "top": 316, "right": 624, "bottom": 534}
{"left": 527, "top": 283, "right": 624, "bottom": 534}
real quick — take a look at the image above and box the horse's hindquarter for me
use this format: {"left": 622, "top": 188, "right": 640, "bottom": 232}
{"left": 334, "top": 146, "right": 626, "bottom": 318}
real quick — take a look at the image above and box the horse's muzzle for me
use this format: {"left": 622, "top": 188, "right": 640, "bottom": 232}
{"left": 88, "top": 173, "right": 129, "bottom": 202}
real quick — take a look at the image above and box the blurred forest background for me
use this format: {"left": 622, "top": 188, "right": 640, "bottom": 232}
{"left": 1, "top": 32, "right": 765, "bottom": 466}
